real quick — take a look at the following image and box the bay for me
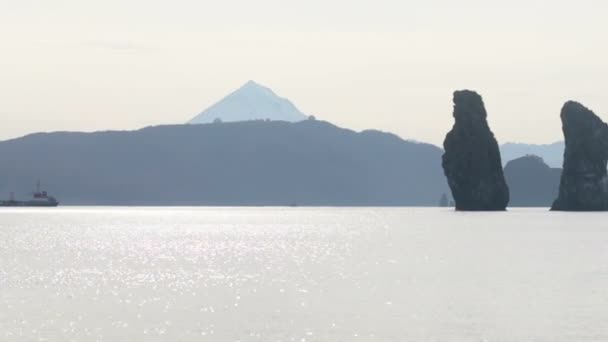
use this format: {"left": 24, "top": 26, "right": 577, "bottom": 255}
{"left": 1, "top": 207, "right": 607, "bottom": 341}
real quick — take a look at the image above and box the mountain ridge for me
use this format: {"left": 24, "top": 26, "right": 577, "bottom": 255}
{"left": 500, "top": 141, "right": 564, "bottom": 168}
{"left": 0, "top": 120, "right": 449, "bottom": 206}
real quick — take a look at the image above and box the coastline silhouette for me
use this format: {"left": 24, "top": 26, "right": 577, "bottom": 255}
{"left": 2, "top": 87, "right": 607, "bottom": 211}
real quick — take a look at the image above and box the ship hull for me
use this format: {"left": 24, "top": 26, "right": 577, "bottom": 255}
{"left": 0, "top": 201, "right": 59, "bottom": 207}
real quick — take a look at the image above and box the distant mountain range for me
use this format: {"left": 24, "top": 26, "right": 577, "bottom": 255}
{"left": 0, "top": 120, "right": 449, "bottom": 206}
{"left": 0, "top": 81, "right": 570, "bottom": 207}
{"left": 189, "top": 81, "right": 565, "bottom": 166}
{"left": 189, "top": 81, "right": 309, "bottom": 124}
{"left": 500, "top": 142, "right": 564, "bottom": 168}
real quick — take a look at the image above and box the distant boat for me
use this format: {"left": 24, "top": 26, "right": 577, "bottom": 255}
{"left": 0, "top": 180, "right": 59, "bottom": 207}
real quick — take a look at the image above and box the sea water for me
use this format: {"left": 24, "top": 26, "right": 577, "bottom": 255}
{"left": 1, "top": 207, "right": 607, "bottom": 341}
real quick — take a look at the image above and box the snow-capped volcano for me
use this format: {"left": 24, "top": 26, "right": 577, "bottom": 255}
{"left": 189, "top": 81, "right": 309, "bottom": 124}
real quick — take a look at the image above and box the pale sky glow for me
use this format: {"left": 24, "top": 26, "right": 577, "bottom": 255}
{"left": 1, "top": 0, "right": 607, "bottom": 145}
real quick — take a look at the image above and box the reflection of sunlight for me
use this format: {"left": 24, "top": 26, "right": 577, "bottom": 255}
{"left": 1, "top": 207, "right": 607, "bottom": 340}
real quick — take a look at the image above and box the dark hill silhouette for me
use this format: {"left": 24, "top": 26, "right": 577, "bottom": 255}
{"left": 504, "top": 155, "right": 561, "bottom": 207}
{"left": 500, "top": 142, "right": 564, "bottom": 168}
{"left": 0, "top": 120, "right": 449, "bottom": 206}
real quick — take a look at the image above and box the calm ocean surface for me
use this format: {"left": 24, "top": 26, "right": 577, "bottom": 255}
{"left": 1, "top": 207, "right": 607, "bottom": 341}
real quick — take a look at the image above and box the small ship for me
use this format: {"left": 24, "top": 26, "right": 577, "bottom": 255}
{"left": 0, "top": 181, "right": 59, "bottom": 207}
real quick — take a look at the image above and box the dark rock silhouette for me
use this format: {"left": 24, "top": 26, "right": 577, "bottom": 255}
{"left": 442, "top": 90, "right": 509, "bottom": 211}
{"left": 0, "top": 120, "right": 449, "bottom": 206}
{"left": 501, "top": 142, "right": 564, "bottom": 168}
{"left": 552, "top": 102, "right": 608, "bottom": 211}
{"left": 504, "top": 155, "right": 561, "bottom": 207}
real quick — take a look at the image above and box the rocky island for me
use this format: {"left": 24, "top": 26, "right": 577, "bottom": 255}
{"left": 551, "top": 101, "right": 608, "bottom": 211}
{"left": 442, "top": 90, "right": 510, "bottom": 211}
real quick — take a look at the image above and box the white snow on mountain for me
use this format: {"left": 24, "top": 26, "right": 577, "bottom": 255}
{"left": 189, "top": 81, "right": 309, "bottom": 124}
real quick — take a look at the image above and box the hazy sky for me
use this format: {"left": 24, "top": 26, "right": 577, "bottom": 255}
{"left": 2, "top": 0, "right": 607, "bottom": 145}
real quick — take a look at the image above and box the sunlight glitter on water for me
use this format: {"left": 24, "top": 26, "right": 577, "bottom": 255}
{"left": 1, "top": 207, "right": 608, "bottom": 341}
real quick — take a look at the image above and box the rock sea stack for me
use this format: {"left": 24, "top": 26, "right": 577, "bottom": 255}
{"left": 442, "top": 90, "right": 510, "bottom": 211}
{"left": 551, "top": 101, "right": 608, "bottom": 211}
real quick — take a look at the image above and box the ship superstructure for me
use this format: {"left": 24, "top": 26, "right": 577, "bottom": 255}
{"left": 0, "top": 180, "right": 59, "bottom": 207}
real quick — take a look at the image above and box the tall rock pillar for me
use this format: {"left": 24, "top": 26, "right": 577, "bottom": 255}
{"left": 442, "top": 90, "right": 510, "bottom": 211}
{"left": 552, "top": 101, "right": 608, "bottom": 211}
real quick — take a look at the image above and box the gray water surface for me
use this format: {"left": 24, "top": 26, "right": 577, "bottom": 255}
{"left": 1, "top": 207, "right": 607, "bottom": 341}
